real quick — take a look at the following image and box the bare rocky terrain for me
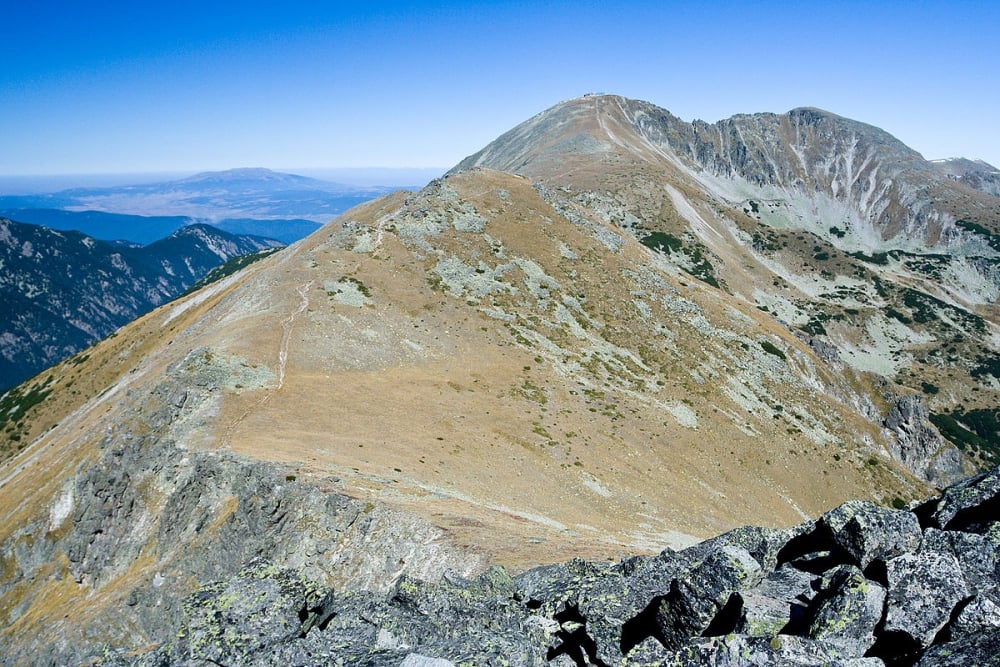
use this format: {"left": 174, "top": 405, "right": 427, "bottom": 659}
{"left": 0, "top": 95, "right": 998, "bottom": 664}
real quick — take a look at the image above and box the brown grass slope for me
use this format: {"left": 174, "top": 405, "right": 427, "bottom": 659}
{"left": 1, "top": 169, "right": 926, "bottom": 570}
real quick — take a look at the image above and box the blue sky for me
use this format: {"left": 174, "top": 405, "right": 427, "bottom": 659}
{"left": 2, "top": 1, "right": 998, "bottom": 176}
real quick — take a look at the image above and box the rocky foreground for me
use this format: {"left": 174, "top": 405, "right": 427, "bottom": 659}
{"left": 104, "top": 466, "right": 1000, "bottom": 666}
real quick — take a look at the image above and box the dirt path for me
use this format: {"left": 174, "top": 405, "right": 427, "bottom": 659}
{"left": 221, "top": 280, "right": 312, "bottom": 449}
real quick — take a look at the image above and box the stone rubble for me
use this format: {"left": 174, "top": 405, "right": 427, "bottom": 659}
{"left": 102, "top": 464, "right": 1000, "bottom": 666}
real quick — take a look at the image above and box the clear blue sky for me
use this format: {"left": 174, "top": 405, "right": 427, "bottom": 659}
{"left": 2, "top": 1, "right": 998, "bottom": 176}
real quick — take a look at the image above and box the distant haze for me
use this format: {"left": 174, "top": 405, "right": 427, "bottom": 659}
{"left": 0, "top": 168, "right": 445, "bottom": 195}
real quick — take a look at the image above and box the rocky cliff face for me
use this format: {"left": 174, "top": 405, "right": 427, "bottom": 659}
{"left": 100, "top": 465, "right": 1000, "bottom": 666}
{"left": 0, "top": 219, "right": 281, "bottom": 393}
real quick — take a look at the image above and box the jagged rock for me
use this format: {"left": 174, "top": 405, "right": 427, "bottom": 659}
{"left": 737, "top": 564, "right": 820, "bottom": 636}
{"left": 89, "top": 466, "right": 1000, "bottom": 667}
{"left": 820, "top": 500, "right": 922, "bottom": 569}
{"left": 920, "top": 527, "right": 1000, "bottom": 593}
{"left": 884, "top": 551, "right": 969, "bottom": 648}
{"left": 399, "top": 655, "right": 457, "bottom": 667}
{"left": 654, "top": 545, "right": 764, "bottom": 649}
{"left": 173, "top": 561, "right": 324, "bottom": 664}
{"left": 806, "top": 565, "right": 886, "bottom": 656}
{"left": 949, "top": 589, "right": 1000, "bottom": 640}
{"left": 670, "top": 634, "right": 886, "bottom": 666}
{"left": 923, "top": 465, "right": 1000, "bottom": 532}
{"left": 915, "top": 628, "right": 1000, "bottom": 666}
{"left": 884, "top": 393, "right": 965, "bottom": 486}
{"left": 685, "top": 524, "right": 801, "bottom": 573}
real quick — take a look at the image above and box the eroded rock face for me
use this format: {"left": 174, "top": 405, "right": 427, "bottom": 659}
{"left": 884, "top": 393, "right": 966, "bottom": 487}
{"left": 93, "top": 465, "right": 1000, "bottom": 667}
{"left": 0, "top": 373, "right": 486, "bottom": 666}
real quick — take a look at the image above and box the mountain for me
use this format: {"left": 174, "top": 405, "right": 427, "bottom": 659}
{"left": 0, "top": 208, "right": 320, "bottom": 245}
{"left": 0, "top": 218, "right": 282, "bottom": 394}
{"left": 0, "top": 167, "right": 406, "bottom": 244}
{"left": 455, "top": 95, "right": 1000, "bottom": 471}
{"left": 0, "top": 95, "right": 997, "bottom": 662}
{"left": 0, "top": 209, "right": 192, "bottom": 245}
{"left": 930, "top": 157, "right": 1000, "bottom": 198}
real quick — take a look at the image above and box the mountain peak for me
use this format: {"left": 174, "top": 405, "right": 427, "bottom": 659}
{"left": 180, "top": 167, "right": 282, "bottom": 182}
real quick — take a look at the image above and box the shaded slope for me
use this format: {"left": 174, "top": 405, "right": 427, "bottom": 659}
{"left": 0, "top": 219, "right": 281, "bottom": 393}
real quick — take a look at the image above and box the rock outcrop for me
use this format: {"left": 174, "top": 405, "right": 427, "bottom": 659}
{"left": 0, "top": 366, "right": 486, "bottom": 666}
{"left": 100, "top": 465, "right": 1000, "bottom": 666}
{"left": 883, "top": 393, "right": 966, "bottom": 486}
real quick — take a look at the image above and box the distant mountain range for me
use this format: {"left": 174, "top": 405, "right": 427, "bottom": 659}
{"left": 0, "top": 218, "right": 281, "bottom": 392}
{"left": 0, "top": 167, "right": 408, "bottom": 244}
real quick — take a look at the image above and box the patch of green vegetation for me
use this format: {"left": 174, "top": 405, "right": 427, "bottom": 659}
{"left": 759, "top": 341, "right": 786, "bottom": 360}
{"left": 900, "top": 254, "right": 949, "bottom": 280}
{"left": 930, "top": 410, "right": 999, "bottom": 466}
{"left": 813, "top": 251, "right": 830, "bottom": 261}
{"left": 871, "top": 275, "right": 889, "bottom": 298}
{"left": 751, "top": 230, "right": 782, "bottom": 253}
{"left": 0, "top": 378, "right": 54, "bottom": 456}
{"left": 640, "top": 231, "right": 683, "bottom": 253}
{"left": 427, "top": 274, "right": 445, "bottom": 292}
{"left": 532, "top": 423, "right": 552, "bottom": 439}
{"left": 640, "top": 231, "right": 719, "bottom": 287}
{"left": 901, "top": 288, "right": 986, "bottom": 333}
{"left": 885, "top": 307, "right": 913, "bottom": 325}
{"left": 516, "top": 379, "right": 548, "bottom": 405}
{"left": 685, "top": 245, "right": 719, "bottom": 288}
{"left": 921, "top": 382, "right": 939, "bottom": 395}
{"left": 847, "top": 250, "right": 889, "bottom": 265}
{"left": 891, "top": 497, "right": 907, "bottom": 510}
{"left": 799, "top": 319, "right": 826, "bottom": 336}
{"left": 342, "top": 276, "right": 372, "bottom": 298}
{"left": 1, "top": 379, "right": 53, "bottom": 431}
{"left": 956, "top": 219, "right": 1000, "bottom": 252}
{"left": 829, "top": 226, "right": 846, "bottom": 239}
{"left": 971, "top": 353, "right": 1000, "bottom": 381}
{"left": 183, "top": 247, "right": 282, "bottom": 296}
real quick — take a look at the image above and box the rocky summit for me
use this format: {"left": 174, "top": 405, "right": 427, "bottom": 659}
{"left": 0, "top": 95, "right": 998, "bottom": 664}
{"left": 101, "top": 465, "right": 1000, "bottom": 665}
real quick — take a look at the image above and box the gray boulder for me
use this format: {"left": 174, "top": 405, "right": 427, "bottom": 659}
{"left": 916, "top": 628, "right": 1000, "bottom": 666}
{"left": 923, "top": 466, "right": 1000, "bottom": 532}
{"left": 670, "top": 634, "right": 886, "bottom": 666}
{"left": 399, "top": 655, "right": 457, "bottom": 667}
{"left": 949, "top": 589, "right": 1000, "bottom": 640}
{"left": 820, "top": 500, "right": 922, "bottom": 569}
{"left": 807, "top": 565, "right": 886, "bottom": 656}
{"left": 654, "top": 545, "right": 764, "bottom": 649}
{"left": 738, "top": 564, "right": 820, "bottom": 636}
{"left": 920, "top": 527, "right": 1000, "bottom": 593}
{"left": 884, "top": 551, "right": 969, "bottom": 648}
